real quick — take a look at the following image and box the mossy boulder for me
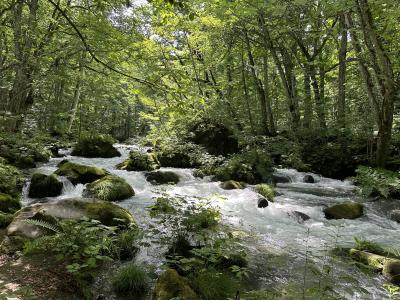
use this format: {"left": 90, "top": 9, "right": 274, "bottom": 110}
{"left": 220, "top": 180, "right": 243, "bottom": 190}
{"left": 0, "top": 193, "right": 21, "bottom": 213}
{"left": 28, "top": 173, "right": 63, "bottom": 198}
{"left": 117, "top": 150, "right": 160, "bottom": 171}
{"left": 0, "top": 162, "right": 24, "bottom": 198}
{"left": 155, "top": 269, "right": 200, "bottom": 300}
{"left": 54, "top": 160, "right": 108, "bottom": 185}
{"left": 71, "top": 135, "right": 121, "bottom": 158}
{"left": 6, "top": 198, "right": 135, "bottom": 241}
{"left": 255, "top": 184, "right": 275, "bottom": 202}
{"left": 350, "top": 249, "right": 400, "bottom": 284}
{"left": 157, "top": 143, "right": 204, "bottom": 168}
{"left": 85, "top": 175, "right": 134, "bottom": 201}
{"left": 145, "top": 171, "right": 180, "bottom": 185}
{"left": 323, "top": 202, "right": 364, "bottom": 220}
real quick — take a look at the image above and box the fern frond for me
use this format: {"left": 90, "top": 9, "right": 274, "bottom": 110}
{"left": 24, "top": 219, "right": 62, "bottom": 234}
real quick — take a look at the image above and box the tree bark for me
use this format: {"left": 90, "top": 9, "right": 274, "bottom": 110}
{"left": 337, "top": 13, "right": 348, "bottom": 129}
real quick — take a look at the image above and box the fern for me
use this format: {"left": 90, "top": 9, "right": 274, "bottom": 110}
{"left": 24, "top": 219, "right": 62, "bottom": 234}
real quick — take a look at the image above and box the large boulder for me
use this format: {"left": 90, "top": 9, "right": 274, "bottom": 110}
{"left": 220, "top": 180, "right": 243, "bottom": 190}
{"left": 323, "top": 202, "right": 364, "bottom": 220}
{"left": 155, "top": 269, "right": 200, "bottom": 300}
{"left": 303, "top": 175, "right": 315, "bottom": 183}
{"left": 71, "top": 135, "right": 121, "bottom": 158}
{"left": 145, "top": 171, "right": 180, "bottom": 185}
{"left": 287, "top": 211, "right": 311, "bottom": 223}
{"left": 85, "top": 175, "right": 134, "bottom": 201}
{"left": 188, "top": 118, "right": 239, "bottom": 156}
{"left": 54, "top": 160, "right": 108, "bottom": 185}
{"left": 6, "top": 198, "right": 135, "bottom": 241}
{"left": 257, "top": 196, "right": 269, "bottom": 208}
{"left": 350, "top": 249, "right": 400, "bottom": 284}
{"left": 0, "top": 193, "right": 21, "bottom": 213}
{"left": 117, "top": 150, "right": 160, "bottom": 171}
{"left": 389, "top": 210, "right": 400, "bottom": 223}
{"left": 272, "top": 174, "right": 291, "bottom": 184}
{"left": 28, "top": 173, "right": 63, "bottom": 198}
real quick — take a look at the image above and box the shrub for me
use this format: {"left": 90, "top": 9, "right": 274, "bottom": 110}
{"left": 118, "top": 150, "right": 160, "bottom": 171}
{"left": 354, "top": 166, "right": 400, "bottom": 198}
{"left": 112, "top": 264, "right": 148, "bottom": 295}
{"left": 0, "top": 212, "right": 13, "bottom": 228}
{"left": 183, "top": 208, "right": 220, "bottom": 231}
{"left": 72, "top": 133, "right": 120, "bottom": 158}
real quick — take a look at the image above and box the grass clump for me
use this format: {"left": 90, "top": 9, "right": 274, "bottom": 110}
{"left": 112, "top": 264, "right": 148, "bottom": 296}
{"left": 255, "top": 184, "right": 275, "bottom": 202}
{"left": 183, "top": 208, "right": 220, "bottom": 231}
{"left": 150, "top": 197, "right": 176, "bottom": 217}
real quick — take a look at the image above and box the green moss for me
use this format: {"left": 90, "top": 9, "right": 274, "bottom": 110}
{"left": 54, "top": 161, "right": 108, "bottom": 184}
{"left": 323, "top": 202, "right": 364, "bottom": 219}
{"left": 72, "top": 134, "right": 121, "bottom": 158}
{"left": 0, "top": 193, "right": 21, "bottom": 213}
{"left": 0, "top": 212, "right": 13, "bottom": 228}
{"left": 28, "top": 173, "right": 63, "bottom": 198}
{"left": 118, "top": 150, "right": 160, "bottom": 171}
{"left": 112, "top": 264, "right": 148, "bottom": 296}
{"left": 255, "top": 184, "right": 275, "bottom": 202}
{"left": 220, "top": 180, "right": 243, "bottom": 190}
{"left": 0, "top": 162, "right": 24, "bottom": 198}
{"left": 85, "top": 202, "right": 134, "bottom": 226}
{"left": 145, "top": 171, "right": 180, "bottom": 185}
{"left": 86, "top": 175, "right": 134, "bottom": 201}
{"left": 155, "top": 268, "right": 199, "bottom": 300}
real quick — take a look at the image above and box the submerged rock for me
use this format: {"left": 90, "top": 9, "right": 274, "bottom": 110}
{"left": 28, "top": 173, "right": 63, "bottom": 198}
{"left": 303, "top": 174, "right": 315, "bottom": 183}
{"left": 257, "top": 196, "right": 269, "bottom": 208}
{"left": 54, "top": 160, "right": 108, "bottom": 185}
{"left": 145, "top": 171, "right": 180, "bottom": 185}
{"left": 155, "top": 269, "right": 200, "bottom": 300}
{"left": 389, "top": 210, "right": 400, "bottom": 223}
{"left": 117, "top": 150, "right": 160, "bottom": 171}
{"left": 323, "top": 202, "right": 364, "bottom": 220}
{"left": 85, "top": 175, "right": 134, "bottom": 201}
{"left": 220, "top": 180, "right": 243, "bottom": 190}
{"left": 71, "top": 136, "right": 120, "bottom": 158}
{"left": 287, "top": 211, "right": 311, "bottom": 223}
{"left": 272, "top": 174, "right": 291, "bottom": 184}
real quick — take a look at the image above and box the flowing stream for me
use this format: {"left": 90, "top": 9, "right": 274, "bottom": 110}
{"left": 23, "top": 145, "right": 400, "bottom": 299}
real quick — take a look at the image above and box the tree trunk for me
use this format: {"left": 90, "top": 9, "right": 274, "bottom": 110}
{"left": 337, "top": 13, "right": 348, "bottom": 129}
{"left": 303, "top": 65, "right": 312, "bottom": 128}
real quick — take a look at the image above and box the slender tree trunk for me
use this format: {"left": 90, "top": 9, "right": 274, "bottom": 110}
{"left": 241, "top": 48, "right": 256, "bottom": 135}
{"left": 337, "top": 13, "right": 348, "bottom": 129}
{"left": 244, "top": 28, "right": 270, "bottom": 135}
{"left": 263, "top": 53, "right": 276, "bottom": 134}
{"left": 303, "top": 65, "right": 312, "bottom": 128}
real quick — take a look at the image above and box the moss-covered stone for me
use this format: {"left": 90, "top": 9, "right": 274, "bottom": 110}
{"left": 255, "top": 184, "right": 275, "bottom": 202}
{"left": 54, "top": 160, "right": 108, "bottom": 185}
{"left": 28, "top": 173, "right": 63, "bottom": 198}
{"left": 0, "top": 212, "right": 13, "bottom": 228}
{"left": 117, "top": 150, "right": 160, "bottom": 171}
{"left": 85, "top": 175, "right": 134, "bottom": 201}
{"left": 145, "top": 171, "right": 180, "bottom": 185}
{"left": 220, "top": 180, "right": 243, "bottom": 190}
{"left": 71, "top": 135, "right": 121, "bottom": 158}
{"left": 323, "top": 202, "right": 364, "bottom": 220}
{"left": 155, "top": 269, "right": 200, "bottom": 300}
{"left": 6, "top": 198, "right": 135, "bottom": 242}
{"left": 0, "top": 162, "right": 24, "bottom": 198}
{"left": 383, "top": 259, "right": 400, "bottom": 284}
{"left": 85, "top": 201, "right": 134, "bottom": 226}
{"left": 0, "top": 193, "right": 21, "bottom": 213}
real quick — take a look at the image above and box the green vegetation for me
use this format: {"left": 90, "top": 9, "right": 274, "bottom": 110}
{"left": 255, "top": 184, "right": 275, "bottom": 202}
{"left": 183, "top": 208, "right": 220, "bottom": 231}
{"left": 0, "top": 193, "right": 21, "bottom": 213}
{"left": 0, "top": 212, "right": 13, "bottom": 228}
{"left": 112, "top": 264, "right": 149, "bottom": 296}
{"left": 118, "top": 150, "right": 160, "bottom": 171}
{"left": 355, "top": 166, "right": 400, "bottom": 198}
